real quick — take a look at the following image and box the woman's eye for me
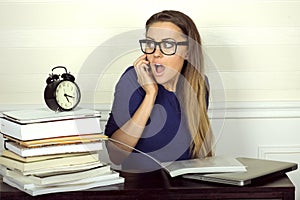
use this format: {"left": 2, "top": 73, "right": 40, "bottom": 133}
{"left": 146, "top": 41, "right": 155, "bottom": 48}
{"left": 163, "top": 41, "right": 175, "bottom": 49}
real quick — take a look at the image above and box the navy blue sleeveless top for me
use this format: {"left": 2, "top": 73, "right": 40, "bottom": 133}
{"left": 105, "top": 66, "right": 193, "bottom": 171}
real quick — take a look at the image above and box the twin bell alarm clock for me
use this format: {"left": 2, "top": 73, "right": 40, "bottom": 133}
{"left": 44, "top": 66, "right": 81, "bottom": 111}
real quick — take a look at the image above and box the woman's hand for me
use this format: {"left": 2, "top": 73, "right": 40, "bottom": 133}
{"left": 134, "top": 54, "right": 158, "bottom": 96}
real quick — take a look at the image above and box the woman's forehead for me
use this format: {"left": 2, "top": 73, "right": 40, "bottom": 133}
{"left": 146, "top": 22, "right": 185, "bottom": 40}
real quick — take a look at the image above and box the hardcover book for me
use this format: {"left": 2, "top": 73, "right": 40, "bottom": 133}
{"left": 0, "top": 117, "right": 102, "bottom": 141}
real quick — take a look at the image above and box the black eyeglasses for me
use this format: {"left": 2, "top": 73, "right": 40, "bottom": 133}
{"left": 139, "top": 39, "right": 188, "bottom": 56}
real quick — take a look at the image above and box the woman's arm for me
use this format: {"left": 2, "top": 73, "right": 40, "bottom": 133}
{"left": 106, "top": 55, "right": 158, "bottom": 164}
{"left": 107, "top": 92, "right": 156, "bottom": 164}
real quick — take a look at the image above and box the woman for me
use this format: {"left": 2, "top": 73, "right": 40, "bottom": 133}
{"left": 105, "top": 10, "right": 213, "bottom": 172}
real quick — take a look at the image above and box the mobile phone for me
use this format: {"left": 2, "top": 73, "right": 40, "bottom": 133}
{"left": 145, "top": 56, "right": 151, "bottom": 72}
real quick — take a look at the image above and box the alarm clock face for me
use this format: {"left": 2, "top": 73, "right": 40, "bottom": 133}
{"left": 55, "top": 80, "right": 81, "bottom": 110}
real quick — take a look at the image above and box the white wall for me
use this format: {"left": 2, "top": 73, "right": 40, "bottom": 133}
{"left": 0, "top": 0, "right": 299, "bottom": 104}
{"left": 0, "top": 0, "right": 300, "bottom": 198}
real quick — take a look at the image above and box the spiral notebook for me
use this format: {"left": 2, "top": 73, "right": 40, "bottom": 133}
{"left": 183, "top": 157, "right": 297, "bottom": 186}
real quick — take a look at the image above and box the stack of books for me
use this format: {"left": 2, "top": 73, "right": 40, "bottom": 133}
{"left": 0, "top": 108, "right": 124, "bottom": 196}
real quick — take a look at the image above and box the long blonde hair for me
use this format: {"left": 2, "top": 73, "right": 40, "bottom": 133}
{"left": 146, "top": 10, "right": 214, "bottom": 158}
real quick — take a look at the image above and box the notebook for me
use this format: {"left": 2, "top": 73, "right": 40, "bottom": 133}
{"left": 183, "top": 157, "right": 298, "bottom": 186}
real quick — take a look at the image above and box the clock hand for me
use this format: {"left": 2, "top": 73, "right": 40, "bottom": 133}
{"left": 64, "top": 93, "right": 70, "bottom": 102}
{"left": 65, "top": 94, "right": 75, "bottom": 98}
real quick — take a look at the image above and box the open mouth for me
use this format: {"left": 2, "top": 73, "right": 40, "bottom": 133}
{"left": 154, "top": 63, "right": 165, "bottom": 74}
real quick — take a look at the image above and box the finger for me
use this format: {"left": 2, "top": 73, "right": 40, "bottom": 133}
{"left": 139, "top": 63, "right": 151, "bottom": 74}
{"left": 134, "top": 61, "right": 150, "bottom": 76}
{"left": 133, "top": 54, "right": 148, "bottom": 67}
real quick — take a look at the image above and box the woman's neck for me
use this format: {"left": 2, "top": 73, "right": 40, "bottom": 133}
{"left": 162, "top": 74, "right": 180, "bottom": 92}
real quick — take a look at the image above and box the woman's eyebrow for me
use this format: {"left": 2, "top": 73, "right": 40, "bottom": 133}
{"left": 146, "top": 36, "right": 155, "bottom": 40}
{"left": 161, "top": 38, "right": 176, "bottom": 41}
{"left": 145, "top": 37, "right": 176, "bottom": 41}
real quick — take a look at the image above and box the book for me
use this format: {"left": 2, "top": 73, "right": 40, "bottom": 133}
{"left": 3, "top": 174, "right": 124, "bottom": 196}
{"left": 4, "top": 140, "right": 104, "bottom": 157}
{"left": 1, "top": 150, "right": 95, "bottom": 163}
{"left": 4, "top": 134, "right": 108, "bottom": 148}
{"left": 48, "top": 170, "right": 121, "bottom": 187}
{"left": 5, "top": 165, "right": 111, "bottom": 185}
{"left": 161, "top": 156, "right": 247, "bottom": 177}
{"left": 0, "top": 165, "right": 5, "bottom": 176}
{"left": 4, "top": 170, "right": 120, "bottom": 189}
{"left": 0, "top": 152, "right": 100, "bottom": 172}
{"left": 0, "top": 117, "right": 102, "bottom": 141}
{"left": 2, "top": 108, "right": 101, "bottom": 124}
{"left": 21, "top": 160, "right": 105, "bottom": 176}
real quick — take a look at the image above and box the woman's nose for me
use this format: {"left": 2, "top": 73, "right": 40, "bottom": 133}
{"left": 153, "top": 47, "right": 163, "bottom": 57}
